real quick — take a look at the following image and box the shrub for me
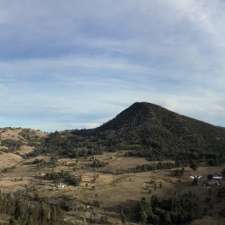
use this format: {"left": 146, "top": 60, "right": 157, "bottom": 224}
{"left": 135, "top": 192, "right": 200, "bottom": 225}
{"left": 90, "top": 159, "right": 107, "bottom": 168}
{"left": 172, "top": 168, "right": 185, "bottom": 177}
{"left": 44, "top": 170, "right": 81, "bottom": 186}
{"left": 189, "top": 161, "right": 198, "bottom": 171}
{"left": 0, "top": 190, "right": 67, "bottom": 225}
{"left": 222, "top": 168, "right": 225, "bottom": 178}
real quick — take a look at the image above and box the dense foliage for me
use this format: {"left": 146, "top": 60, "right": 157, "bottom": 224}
{"left": 136, "top": 193, "right": 201, "bottom": 224}
{"left": 0, "top": 190, "right": 68, "bottom": 225}
{"left": 125, "top": 186, "right": 225, "bottom": 225}
{"left": 129, "top": 162, "right": 176, "bottom": 173}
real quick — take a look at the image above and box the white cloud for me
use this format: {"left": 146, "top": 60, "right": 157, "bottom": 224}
{"left": 0, "top": 0, "right": 225, "bottom": 130}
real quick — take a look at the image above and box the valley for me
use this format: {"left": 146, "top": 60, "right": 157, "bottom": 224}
{"left": 0, "top": 150, "right": 224, "bottom": 225}
{"left": 0, "top": 103, "right": 224, "bottom": 225}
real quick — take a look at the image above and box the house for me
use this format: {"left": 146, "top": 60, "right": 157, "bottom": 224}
{"left": 204, "top": 173, "right": 223, "bottom": 186}
{"left": 212, "top": 175, "right": 223, "bottom": 180}
{"left": 208, "top": 173, "right": 223, "bottom": 181}
{"left": 57, "top": 183, "right": 66, "bottom": 189}
{"left": 190, "top": 175, "right": 202, "bottom": 180}
{"left": 190, "top": 175, "right": 202, "bottom": 184}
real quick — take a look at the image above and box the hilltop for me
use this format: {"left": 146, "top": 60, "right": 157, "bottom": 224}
{"left": 0, "top": 127, "right": 46, "bottom": 154}
{"left": 0, "top": 128, "right": 47, "bottom": 170}
{"left": 39, "top": 102, "right": 225, "bottom": 164}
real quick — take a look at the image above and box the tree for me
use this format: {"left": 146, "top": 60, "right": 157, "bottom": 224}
{"left": 222, "top": 168, "right": 225, "bottom": 178}
{"left": 190, "top": 161, "right": 198, "bottom": 171}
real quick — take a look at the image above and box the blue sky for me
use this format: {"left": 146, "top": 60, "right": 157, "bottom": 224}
{"left": 0, "top": 0, "right": 225, "bottom": 131}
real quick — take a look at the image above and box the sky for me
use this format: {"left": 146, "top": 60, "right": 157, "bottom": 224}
{"left": 0, "top": 0, "right": 225, "bottom": 131}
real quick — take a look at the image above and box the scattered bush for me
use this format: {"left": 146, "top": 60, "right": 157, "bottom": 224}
{"left": 1, "top": 139, "right": 22, "bottom": 152}
{"left": 44, "top": 170, "right": 81, "bottom": 186}
{"left": 90, "top": 158, "right": 108, "bottom": 168}
{"left": 172, "top": 168, "right": 185, "bottom": 177}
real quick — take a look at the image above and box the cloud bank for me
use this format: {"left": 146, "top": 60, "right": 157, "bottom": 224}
{"left": 0, "top": 0, "right": 225, "bottom": 130}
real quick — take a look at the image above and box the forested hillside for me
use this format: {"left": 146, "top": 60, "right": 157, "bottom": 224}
{"left": 37, "top": 102, "right": 225, "bottom": 164}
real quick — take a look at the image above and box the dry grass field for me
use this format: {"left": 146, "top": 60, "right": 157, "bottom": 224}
{"left": 0, "top": 152, "right": 22, "bottom": 170}
{"left": 0, "top": 148, "right": 223, "bottom": 224}
{"left": 190, "top": 217, "right": 225, "bottom": 225}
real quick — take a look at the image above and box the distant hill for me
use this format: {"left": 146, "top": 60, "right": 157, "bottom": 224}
{"left": 0, "top": 128, "right": 46, "bottom": 156}
{"left": 39, "top": 102, "right": 225, "bottom": 164}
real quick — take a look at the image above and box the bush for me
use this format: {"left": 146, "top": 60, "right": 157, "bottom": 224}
{"left": 172, "top": 168, "right": 185, "bottom": 177}
{"left": 189, "top": 161, "right": 198, "bottom": 171}
{"left": 90, "top": 158, "right": 107, "bottom": 168}
{"left": 131, "top": 162, "right": 175, "bottom": 173}
{"left": 222, "top": 168, "right": 225, "bottom": 178}
{"left": 1, "top": 139, "right": 22, "bottom": 152}
{"left": 136, "top": 192, "right": 200, "bottom": 225}
{"left": 44, "top": 170, "right": 81, "bottom": 186}
{"left": 0, "top": 190, "right": 67, "bottom": 225}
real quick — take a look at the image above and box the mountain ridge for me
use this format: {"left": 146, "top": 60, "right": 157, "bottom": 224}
{"left": 38, "top": 102, "right": 225, "bottom": 164}
{"left": 96, "top": 102, "right": 225, "bottom": 131}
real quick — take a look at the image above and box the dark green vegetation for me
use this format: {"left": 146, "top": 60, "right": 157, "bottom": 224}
{"left": 44, "top": 170, "right": 81, "bottom": 186}
{"left": 127, "top": 161, "right": 176, "bottom": 173}
{"left": 37, "top": 102, "right": 225, "bottom": 164}
{"left": 0, "top": 190, "right": 67, "bottom": 225}
{"left": 89, "top": 158, "right": 108, "bottom": 168}
{"left": 133, "top": 186, "right": 225, "bottom": 225}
